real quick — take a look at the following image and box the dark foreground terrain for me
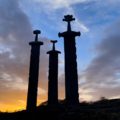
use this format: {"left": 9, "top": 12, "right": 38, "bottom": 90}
{"left": 1, "top": 99, "right": 120, "bottom": 120}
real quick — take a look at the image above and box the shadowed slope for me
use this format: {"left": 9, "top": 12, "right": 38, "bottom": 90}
{"left": 1, "top": 99, "right": 120, "bottom": 120}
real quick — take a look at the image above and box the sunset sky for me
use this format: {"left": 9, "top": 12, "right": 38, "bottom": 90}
{"left": 0, "top": 0, "right": 120, "bottom": 112}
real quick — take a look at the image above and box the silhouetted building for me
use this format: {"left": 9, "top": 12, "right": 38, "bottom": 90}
{"left": 47, "top": 40, "right": 61, "bottom": 105}
{"left": 27, "top": 30, "right": 43, "bottom": 111}
{"left": 58, "top": 15, "right": 81, "bottom": 105}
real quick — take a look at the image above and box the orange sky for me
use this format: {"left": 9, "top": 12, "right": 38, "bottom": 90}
{"left": 0, "top": 92, "right": 47, "bottom": 112}
{"left": 0, "top": 83, "right": 94, "bottom": 112}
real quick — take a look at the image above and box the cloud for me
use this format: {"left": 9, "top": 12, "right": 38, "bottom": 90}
{"left": 1, "top": 0, "right": 120, "bottom": 111}
{"left": 25, "top": 0, "right": 89, "bottom": 33}
{"left": 80, "top": 20, "right": 120, "bottom": 101}
{"left": 0, "top": 0, "right": 50, "bottom": 111}
{"left": 33, "top": 0, "right": 92, "bottom": 9}
{"left": 62, "top": 7, "right": 89, "bottom": 33}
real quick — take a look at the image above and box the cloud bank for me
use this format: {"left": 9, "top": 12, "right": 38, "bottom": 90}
{"left": 80, "top": 20, "right": 120, "bottom": 101}
{"left": 0, "top": 0, "right": 49, "bottom": 111}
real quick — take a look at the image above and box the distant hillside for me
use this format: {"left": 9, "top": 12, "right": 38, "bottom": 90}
{"left": 1, "top": 98, "right": 120, "bottom": 120}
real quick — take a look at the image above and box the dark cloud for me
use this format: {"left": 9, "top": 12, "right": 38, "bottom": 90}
{"left": 81, "top": 20, "right": 120, "bottom": 101}
{"left": 0, "top": 0, "right": 50, "bottom": 108}
{"left": 0, "top": 0, "right": 32, "bottom": 89}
